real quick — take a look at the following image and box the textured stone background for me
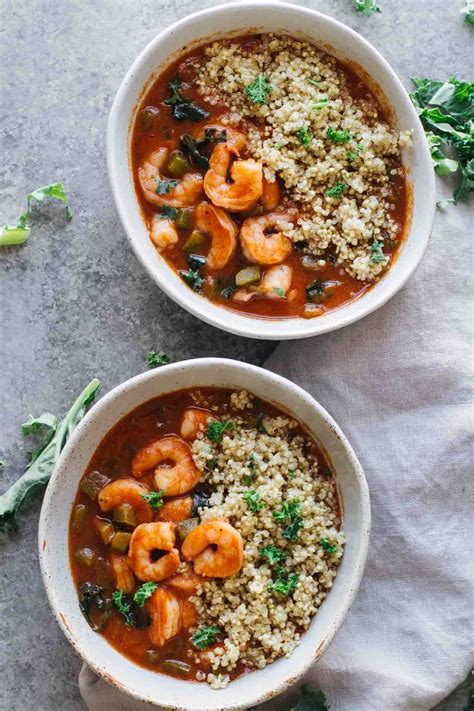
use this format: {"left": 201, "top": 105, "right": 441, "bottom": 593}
{"left": 0, "top": 0, "right": 471, "bottom": 709}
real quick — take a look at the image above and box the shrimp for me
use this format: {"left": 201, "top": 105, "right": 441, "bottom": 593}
{"left": 131, "top": 435, "right": 202, "bottom": 496}
{"left": 138, "top": 148, "right": 203, "bottom": 208}
{"left": 128, "top": 522, "right": 180, "bottom": 582}
{"left": 147, "top": 587, "right": 181, "bottom": 647}
{"left": 261, "top": 177, "right": 281, "bottom": 212}
{"left": 181, "top": 520, "right": 243, "bottom": 577}
{"left": 150, "top": 216, "right": 178, "bottom": 252}
{"left": 195, "top": 202, "right": 237, "bottom": 270}
{"left": 109, "top": 553, "right": 135, "bottom": 594}
{"left": 204, "top": 129, "right": 263, "bottom": 212}
{"left": 234, "top": 265, "right": 295, "bottom": 303}
{"left": 180, "top": 407, "right": 218, "bottom": 440}
{"left": 156, "top": 496, "right": 193, "bottom": 523}
{"left": 168, "top": 565, "right": 206, "bottom": 596}
{"left": 98, "top": 479, "right": 153, "bottom": 524}
{"left": 239, "top": 212, "right": 295, "bottom": 265}
{"left": 180, "top": 599, "right": 197, "bottom": 631}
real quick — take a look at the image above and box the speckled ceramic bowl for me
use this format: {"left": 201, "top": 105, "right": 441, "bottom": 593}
{"left": 39, "top": 358, "right": 370, "bottom": 709}
{"left": 107, "top": 0, "right": 435, "bottom": 340}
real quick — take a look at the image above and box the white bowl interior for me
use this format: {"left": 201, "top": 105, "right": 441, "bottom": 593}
{"left": 107, "top": 1, "right": 435, "bottom": 340}
{"left": 39, "top": 359, "right": 370, "bottom": 709}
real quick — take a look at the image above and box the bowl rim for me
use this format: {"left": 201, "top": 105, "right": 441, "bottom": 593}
{"left": 107, "top": 0, "right": 435, "bottom": 341}
{"left": 38, "top": 357, "right": 371, "bottom": 709}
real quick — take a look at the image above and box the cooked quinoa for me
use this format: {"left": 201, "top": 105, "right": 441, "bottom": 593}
{"left": 198, "top": 35, "right": 411, "bottom": 282}
{"left": 190, "top": 391, "right": 344, "bottom": 689}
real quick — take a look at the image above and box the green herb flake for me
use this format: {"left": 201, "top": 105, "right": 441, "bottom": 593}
{"left": 297, "top": 127, "right": 313, "bottom": 146}
{"left": 320, "top": 537, "right": 337, "bottom": 555}
{"left": 326, "top": 127, "right": 352, "bottom": 144}
{"left": 191, "top": 625, "right": 221, "bottom": 650}
{"left": 354, "top": 0, "right": 382, "bottom": 16}
{"left": 260, "top": 545, "right": 287, "bottom": 565}
{"left": 268, "top": 566, "right": 299, "bottom": 597}
{"left": 291, "top": 683, "right": 330, "bottom": 711}
{"left": 288, "top": 466, "right": 296, "bottom": 480}
{"left": 325, "top": 182, "right": 347, "bottom": 198}
{"left": 155, "top": 178, "right": 179, "bottom": 195}
{"left": 207, "top": 420, "right": 234, "bottom": 443}
{"left": 312, "top": 98, "right": 329, "bottom": 111}
{"left": 1, "top": 182, "right": 72, "bottom": 247}
{"left": 179, "top": 268, "right": 205, "bottom": 292}
{"left": 460, "top": 2, "right": 474, "bottom": 24}
{"left": 370, "top": 240, "right": 388, "bottom": 264}
{"left": 141, "top": 490, "right": 165, "bottom": 511}
{"left": 243, "top": 452, "right": 259, "bottom": 485}
{"left": 256, "top": 413, "right": 269, "bottom": 435}
{"left": 112, "top": 590, "right": 136, "bottom": 626}
{"left": 146, "top": 350, "right": 170, "bottom": 369}
{"left": 273, "top": 499, "right": 303, "bottom": 541}
{"left": 133, "top": 582, "right": 158, "bottom": 606}
{"left": 245, "top": 73, "right": 273, "bottom": 105}
{"left": 243, "top": 489, "right": 264, "bottom": 512}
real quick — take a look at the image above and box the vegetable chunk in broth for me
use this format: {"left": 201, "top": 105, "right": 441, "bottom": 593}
{"left": 131, "top": 34, "right": 410, "bottom": 320}
{"left": 69, "top": 387, "right": 344, "bottom": 688}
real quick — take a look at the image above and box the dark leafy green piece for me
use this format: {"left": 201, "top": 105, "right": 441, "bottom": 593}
{"left": 410, "top": 76, "right": 474, "bottom": 203}
{"left": 79, "top": 582, "right": 112, "bottom": 632}
{"left": 0, "top": 379, "right": 100, "bottom": 532}
{"left": 160, "top": 205, "right": 178, "bottom": 219}
{"left": 191, "top": 625, "right": 222, "bottom": 650}
{"left": 291, "top": 684, "right": 330, "bottom": 711}
{"left": 207, "top": 420, "right": 234, "bottom": 443}
{"left": 179, "top": 268, "right": 205, "bottom": 292}
{"left": 164, "top": 76, "right": 210, "bottom": 122}
{"left": 306, "top": 279, "right": 325, "bottom": 303}
{"left": 188, "top": 254, "right": 207, "bottom": 271}
{"left": 179, "top": 129, "right": 227, "bottom": 170}
{"left": 256, "top": 413, "right": 269, "bottom": 435}
{"left": 1, "top": 182, "right": 72, "bottom": 246}
{"left": 155, "top": 179, "right": 179, "bottom": 195}
{"left": 146, "top": 350, "right": 170, "bottom": 369}
{"left": 320, "top": 537, "right": 337, "bottom": 554}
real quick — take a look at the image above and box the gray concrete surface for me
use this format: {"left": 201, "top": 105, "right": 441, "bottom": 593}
{"left": 0, "top": 0, "right": 471, "bottom": 709}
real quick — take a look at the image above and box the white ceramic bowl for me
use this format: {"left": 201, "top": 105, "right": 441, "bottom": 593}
{"left": 107, "top": 1, "right": 435, "bottom": 341}
{"left": 39, "top": 358, "right": 370, "bottom": 709}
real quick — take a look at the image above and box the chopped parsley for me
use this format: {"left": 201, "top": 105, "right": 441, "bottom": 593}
{"left": 256, "top": 413, "right": 269, "bottom": 435}
{"left": 141, "top": 490, "right": 165, "bottom": 511}
{"left": 179, "top": 268, "right": 205, "bottom": 292}
{"left": 243, "top": 452, "right": 259, "bottom": 485}
{"left": 154, "top": 178, "right": 179, "bottom": 195}
{"left": 273, "top": 499, "right": 303, "bottom": 541}
{"left": 292, "top": 684, "right": 330, "bottom": 711}
{"left": 320, "top": 538, "right": 337, "bottom": 555}
{"left": 297, "top": 127, "right": 313, "bottom": 146}
{"left": 112, "top": 590, "right": 136, "bottom": 626}
{"left": 288, "top": 466, "right": 296, "bottom": 480}
{"left": 245, "top": 73, "right": 273, "bottom": 105}
{"left": 133, "top": 582, "right": 158, "bottom": 606}
{"left": 312, "top": 98, "right": 329, "bottom": 110}
{"left": 370, "top": 240, "right": 387, "bottom": 264}
{"left": 306, "top": 279, "right": 325, "bottom": 303}
{"left": 164, "top": 76, "right": 210, "bottom": 122}
{"left": 146, "top": 350, "right": 170, "bottom": 369}
{"left": 243, "top": 489, "right": 264, "bottom": 512}
{"left": 325, "top": 182, "right": 347, "bottom": 198}
{"left": 191, "top": 625, "right": 221, "bottom": 650}
{"left": 160, "top": 205, "right": 178, "bottom": 219}
{"left": 326, "top": 127, "right": 352, "bottom": 144}
{"left": 268, "top": 566, "right": 299, "bottom": 597}
{"left": 260, "top": 545, "right": 287, "bottom": 565}
{"left": 354, "top": 0, "right": 382, "bottom": 16}
{"left": 207, "top": 420, "right": 234, "bottom": 442}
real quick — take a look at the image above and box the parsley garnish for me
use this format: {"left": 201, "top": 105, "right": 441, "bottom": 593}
{"left": 191, "top": 625, "right": 221, "bottom": 650}
{"left": 297, "top": 127, "right": 313, "bottom": 146}
{"left": 245, "top": 74, "right": 273, "bottom": 105}
{"left": 320, "top": 538, "right": 337, "bottom": 555}
{"left": 268, "top": 566, "right": 299, "bottom": 597}
{"left": 155, "top": 179, "right": 179, "bottom": 195}
{"left": 288, "top": 466, "right": 296, "bottom": 480}
{"left": 256, "top": 413, "right": 269, "bottom": 435}
{"left": 112, "top": 590, "right": 136, "bottom": 626}
{"left": 273, "top": 500, "right": 303, "bottom": 540}
{"left": 370, "top": 240, "right": 387, "bottom": 264}
{"left": 160, "top": 205, "right": 178, "bottom": 219}
{"left": 354, "top": 0, "right": 382, "bottom": 16}
{"left": 146, "top": 351, "right": 170, "bottom": 369}
{"left": 292, "top": 684, "right": 330, "bottom": 711}
{"left": 243, "top": 488, "right": 264, "bottom": 512}
{"left": 312, "top": 98, "right": 329, "bottom": 110}
{"left": 179, "top": 268, "right": 205, "bottom": 292}
{"left": 410, "top": 76, "right": 474, "bottom": 203}
{"left": 141, "top": 490, "right": 165, "bottom": 511}
{"left": 326, "top": 127, "right": 352, "bottom": 144}
{"left": 260, "top": 545, "right": 287, "bottom": 564}
{"left": 243, "top": 452, "right": 259, "bottom": 485}
{"left": 164, "top": 76, "right": 210, "bottom": 122}
{"left": 133, "top": 582, "right": 158, "bottom": 606}
{"left": 207, "top": 420, "right": 234, "bottom": 442}
{"left": 325, "top": 182, "right": 347, "bottom": 198}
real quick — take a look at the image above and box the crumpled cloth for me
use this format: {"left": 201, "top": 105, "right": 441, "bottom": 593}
{"left": 80, "top": 196, "right": 473, "bottom": 710}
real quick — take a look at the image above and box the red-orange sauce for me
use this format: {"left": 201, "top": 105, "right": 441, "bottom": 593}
{"left": 69, "top": 387, "right": 336, "bottom": 682}
{"left": 130, "top": 36, "right": 409, "bottom": 319}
